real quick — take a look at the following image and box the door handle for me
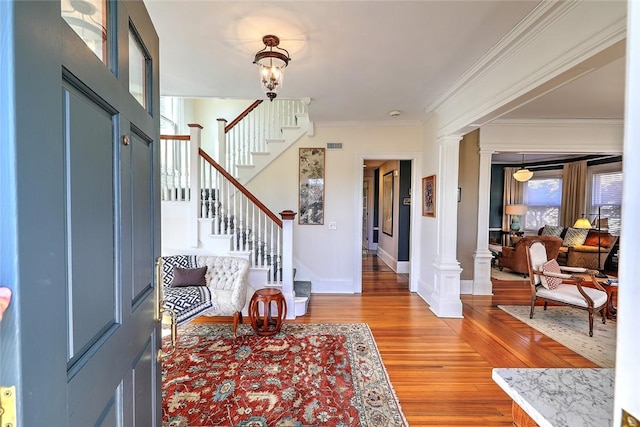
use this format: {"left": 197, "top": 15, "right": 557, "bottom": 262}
{"left": 157, "top": 306, "right": 177, "bottom": 362}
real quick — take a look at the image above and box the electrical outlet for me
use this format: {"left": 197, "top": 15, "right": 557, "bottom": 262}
{"left": 328, "top": 221, "right": 337, "bottom": 230}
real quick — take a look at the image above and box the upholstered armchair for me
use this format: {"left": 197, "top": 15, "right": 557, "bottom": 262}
{"left": 525, "top": 241, "right": 608, "bottom": 336}
{"left": 497, "top": 235, "right": 563, "bottom": 276}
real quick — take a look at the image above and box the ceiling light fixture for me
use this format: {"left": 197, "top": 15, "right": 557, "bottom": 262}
{"left": 253, "top": 35, "right": 291, "bottom": 101}
{"left": 513, "top": 154, "right": 534, "bottom": 182}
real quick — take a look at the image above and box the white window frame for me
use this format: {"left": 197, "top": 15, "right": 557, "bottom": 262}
{"left": 587, "top": 161, "right": 622, "bottom": 236}
{"left": 523, "top": 169, "right": 563, "bottom": 232}
{"left": 160, "top": 96, "right": 183, "bottom": 135}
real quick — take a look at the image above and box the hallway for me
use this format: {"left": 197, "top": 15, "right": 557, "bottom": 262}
{"left": 362, "top": 250, "right": 409, "bottom": 294}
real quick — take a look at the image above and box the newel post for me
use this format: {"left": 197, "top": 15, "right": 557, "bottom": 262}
{"left": 280, "top": 210, "right": 297, "bottom": 319}
{"left": 188, "top": 123, "right": 203, "bottom": 247}
{"left": 216, "top": 118, "right": 227, "bottom": 168}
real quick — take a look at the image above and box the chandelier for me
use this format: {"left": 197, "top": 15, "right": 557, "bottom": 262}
{"left": 253, "top": 35, "right": 291, "bottom": 101}
{"left": 513, "top": 154, "right": 534, "bottom": 182}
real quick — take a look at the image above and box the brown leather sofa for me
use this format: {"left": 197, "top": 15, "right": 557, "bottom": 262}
{"left": 537, "top": 227, "right": 618, "bottom": 270}
{"left": 497, "top": 235, "right": 563, "bottom": 276}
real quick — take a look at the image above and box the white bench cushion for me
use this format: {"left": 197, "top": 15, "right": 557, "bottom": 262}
{"left": 536, "top": 283, "right": 607, "bottom": 308}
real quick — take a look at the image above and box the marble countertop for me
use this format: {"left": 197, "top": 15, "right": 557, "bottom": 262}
{"left": 492, "top": 368, "right": 614, "bottom": 427}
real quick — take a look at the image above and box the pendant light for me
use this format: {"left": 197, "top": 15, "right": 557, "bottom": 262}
{"left": 513, "top": 154, "right": 533, "bottom": 182}
{"left": 253, "top": 35, "right": 291, "bottom": 101}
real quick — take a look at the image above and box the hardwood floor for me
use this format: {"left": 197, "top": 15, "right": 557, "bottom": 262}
{"left": 197, "top": 252, "right": 597, "bottom": 426}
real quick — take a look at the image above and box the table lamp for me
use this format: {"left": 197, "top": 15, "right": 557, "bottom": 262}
{"left": 505, "top": 204, "right": 527, "bottom": 231}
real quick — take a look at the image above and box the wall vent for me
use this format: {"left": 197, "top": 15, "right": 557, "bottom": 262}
{"left": 326, "top": 142, "right": 343, "bottom": 150}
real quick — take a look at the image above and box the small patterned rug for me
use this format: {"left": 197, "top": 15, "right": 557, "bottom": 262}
{"left": 162, "top": 323, "right": 407, "bottom": 427}
{"left": 498, "top": 305, "right": 616, "bottom": 367}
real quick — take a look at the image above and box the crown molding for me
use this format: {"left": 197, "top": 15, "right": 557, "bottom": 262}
{"left": 427, "top": 0, "right": 627, "bottom": 136}
{"left": 315, "top": 120, "right": 422, "bottom": 128}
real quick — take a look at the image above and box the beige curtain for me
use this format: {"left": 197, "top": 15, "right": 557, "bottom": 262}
{"left": 560, "top": 160, "right": 587, "bottom": 228}
{"left": 502, "top": 167, "right": 524, "bottom": 230}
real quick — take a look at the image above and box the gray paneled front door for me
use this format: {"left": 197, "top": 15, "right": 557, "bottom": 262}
{"left": 0, "top": 1, "right": 161, "bottom": 425}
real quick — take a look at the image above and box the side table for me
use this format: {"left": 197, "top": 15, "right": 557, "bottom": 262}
{"left": 248, "top": 288, "right": 287, "bottom": 336}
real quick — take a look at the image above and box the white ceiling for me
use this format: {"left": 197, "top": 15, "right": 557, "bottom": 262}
{"left": 144, "top": 1, "right": 625, "bottom": 125}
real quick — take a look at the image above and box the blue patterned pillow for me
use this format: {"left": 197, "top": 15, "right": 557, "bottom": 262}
{"left": 562, "top": 227, "right": 589, "bottom": 247}
{"left": 541, "top": 225, "right": 564, "bottom": 237}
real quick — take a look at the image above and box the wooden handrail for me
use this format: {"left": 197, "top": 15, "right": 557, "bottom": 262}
{"left": 224, "top": 100, "right": 263, "bottom": 133}
{"left": 199, "top": 148, "right": 283, "bottom": 228}
{"left": 160, "top": 134, "right": 190, "bottom": 140}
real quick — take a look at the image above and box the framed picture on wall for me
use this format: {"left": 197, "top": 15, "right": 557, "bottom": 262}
{"left": 382, "top": 171, "right": 394, "bottom": 236}
{"left": 299, "top": 148, "right": 325, "bottom": 225}
{"left": 422, "top": 175, "right": 436, "bottom": 217}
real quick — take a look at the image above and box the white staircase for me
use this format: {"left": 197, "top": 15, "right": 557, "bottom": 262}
{"left": 218, "top": 98, "right": 312, "bottom": 185}
{"left": 160, "top": 99, "right": 313, "bottom": 317}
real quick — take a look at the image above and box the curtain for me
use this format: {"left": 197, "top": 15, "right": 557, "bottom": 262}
{"left": 502, "top": 167, "right": 524, "bottom": 230}
{"left": 560, "top": 160, "right": 587, "bottom": 228}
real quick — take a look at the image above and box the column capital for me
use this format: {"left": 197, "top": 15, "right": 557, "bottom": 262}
{"left": 437, "top": 134, "right": 463, "bottom": 146}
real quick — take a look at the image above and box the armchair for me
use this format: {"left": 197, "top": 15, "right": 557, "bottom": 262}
{"left": 497, "top": 235, "right": 563, "bottom": 276}
{"left": 525, "top": 241, "right": 608, "bottom": 337}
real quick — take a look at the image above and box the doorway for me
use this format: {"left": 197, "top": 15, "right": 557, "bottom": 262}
{"left": 361, "top": 159, "right": 411, "bottom": 291}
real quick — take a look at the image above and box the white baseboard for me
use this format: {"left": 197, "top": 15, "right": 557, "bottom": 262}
{"left": 397, "top": 261, "right": 410, "bottom": 274}
{"left": 460, "top": 279, "right": 473, "bottom": 294}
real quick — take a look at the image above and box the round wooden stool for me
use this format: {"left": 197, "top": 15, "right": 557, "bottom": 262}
{"left": 248, "top": 288, "right": 287, "bottom": 336}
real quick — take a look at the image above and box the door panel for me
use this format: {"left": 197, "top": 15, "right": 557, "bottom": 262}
{"left": 64, "top": 83, "right": 117, "bottom": 362}
{"left": 131, "top": 131, "right": 155, "bottom": 303}
{"left": 1, "top": 1, "right": 161, "bottom": 425}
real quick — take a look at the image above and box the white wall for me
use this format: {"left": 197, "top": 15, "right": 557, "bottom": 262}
{"left": 417, "top": 117, "right": 441, "bottom": 302}
{"left": 183, "top": 98, "right": 255, "bottom": 154}
{"left": 245, "top": 124, "right": 423, "bottom": 293}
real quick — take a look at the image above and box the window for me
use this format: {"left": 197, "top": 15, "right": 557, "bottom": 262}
{"left": 160, "top": 97, "right": 182, "bottom": 135}
{"left": 523, "top": 171, "right": 563, "bottom": 231}
{"left": 588, "top": 163, "right": 622, "bottom": 236}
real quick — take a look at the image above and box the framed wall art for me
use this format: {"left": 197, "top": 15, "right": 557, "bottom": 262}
{"left": 299, "top": 148, "right": 325, "bottom": 225}
{"left": 422, "top": 175, "right": 436, "bottom": 217}
{"left": 382, "top": 171, "right": 394, "bottom": 236}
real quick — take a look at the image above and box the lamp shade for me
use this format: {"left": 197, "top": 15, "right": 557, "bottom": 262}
{"left": 573, "top": 217, "right": 592, "bottom": 229}
{"left": 505, "top": 204, "right": 527, "bottom": 216}
{"left": 513, "top": 168, "right": 534, "bottom": 182}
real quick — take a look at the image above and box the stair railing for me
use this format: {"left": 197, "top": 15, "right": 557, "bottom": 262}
{"left": 199, "top": 149, "right": 284, "bottom": 282}
{"left": 217, "top": 99, "right": 308, "bottom": 174}
{"left": 160, "top": 124, "right": 286, "bottom": 284}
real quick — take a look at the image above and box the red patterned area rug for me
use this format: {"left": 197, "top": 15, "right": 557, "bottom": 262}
{"left": 162, "top": 323, "right": 407, "bottom": 427}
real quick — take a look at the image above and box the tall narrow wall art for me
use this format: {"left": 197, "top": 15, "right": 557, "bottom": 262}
{"left": 299, "top": 148, "right": 325, "bottom": 225}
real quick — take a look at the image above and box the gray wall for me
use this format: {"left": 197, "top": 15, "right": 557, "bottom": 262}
{"left": 457, "top": 130, "right": 480, "bottom": 281}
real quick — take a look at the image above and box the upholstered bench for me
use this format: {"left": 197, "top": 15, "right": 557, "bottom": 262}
{"left": 160, "top": 255, "right": 249, "bottom": 337}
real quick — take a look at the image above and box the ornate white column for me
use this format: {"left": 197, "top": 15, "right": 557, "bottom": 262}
{"left": 472, "top": 148, "right": 495, "bottom": 295}
{"left": 431, "top": 135, "right": 463, "bottom": 318}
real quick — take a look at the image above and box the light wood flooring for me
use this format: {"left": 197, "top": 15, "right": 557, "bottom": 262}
{"left": 197, "top": 252, "right": 598, "bottom": 426}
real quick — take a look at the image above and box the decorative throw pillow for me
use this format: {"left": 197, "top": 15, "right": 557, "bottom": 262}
{"left": 540, "top": 259, "right": 563, "bottom": 290}
{"left": 171, "top": 267, "right": 207, "bottom": 287}
{"left": 541, "top": 225, "right": 564, "bottom": 237}
{"left": 562, "top": 227, "right": 589, "bottom": 247}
